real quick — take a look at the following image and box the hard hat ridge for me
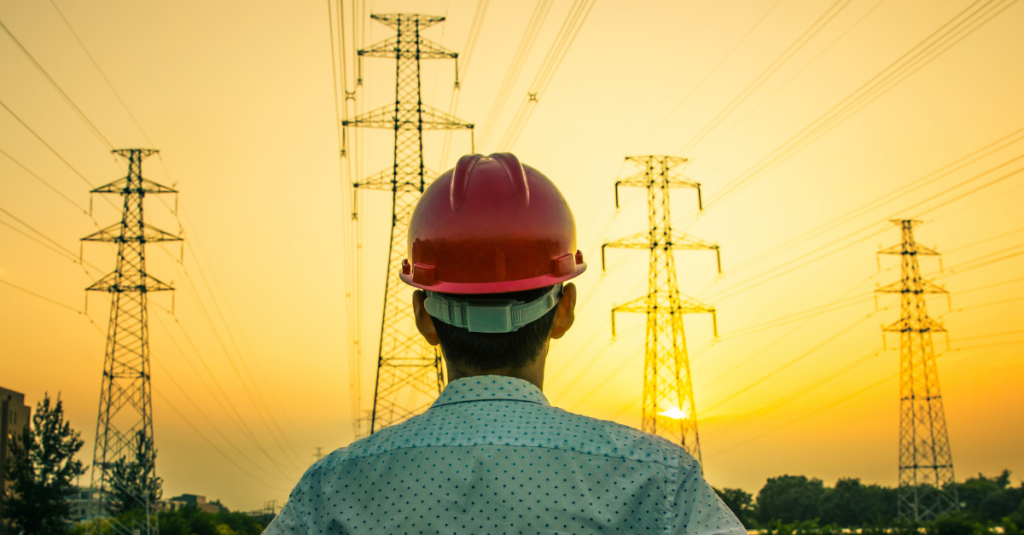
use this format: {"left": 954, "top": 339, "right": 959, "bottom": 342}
{"left": 451, "top": 153, "right": 529, "bottom": 212}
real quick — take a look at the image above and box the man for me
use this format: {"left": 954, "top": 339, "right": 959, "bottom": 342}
{"left": 266, "top": 153, "right": 745, "bottom": 535}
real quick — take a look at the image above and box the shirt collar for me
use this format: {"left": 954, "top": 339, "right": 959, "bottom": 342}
{"left": 431, "top": 375, "right": 550, "bottom": 409}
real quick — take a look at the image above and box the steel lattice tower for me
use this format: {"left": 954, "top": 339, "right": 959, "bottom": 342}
{"left": 877, "top": 219, "right": 959, "bottom": 522}
{"left": 343, "top": 13, "right": 473, "bottom": 434}
{"left": 82, "top": 149, "right": 179, "bottom": 526}
{"left": 602, "top": 155, "right": 721, "bottom": 462}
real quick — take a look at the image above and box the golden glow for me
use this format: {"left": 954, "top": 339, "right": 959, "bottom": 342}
{"left": 659, "top": 407, "right": 691, "bottom": 420}
{"left": 2, "top": 0, "right": 1023, "bottom": 511}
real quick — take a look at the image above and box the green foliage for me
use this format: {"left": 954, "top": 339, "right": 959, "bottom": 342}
{"left": 71, "top": 505, "right": 268, "bottom": 535}
{"left": 820, "top": 478, "right": 898, "bottom": 527}
{"left": 106, "top": 430, "right": 163, "bottom": 516}
{"left": 158, "top": 505, "right": 268, "bottom": 535}
{"left": 757, "top": 475, "right": 826, "bottom": 524}
{"left": 927, "top": 510, "right": 988, "bottom": 535}
{"left": 1, "top": 393, "right": 86, "bottom": 535}
{"left": 714, "top": 486, "right": 757, "bottom": 527}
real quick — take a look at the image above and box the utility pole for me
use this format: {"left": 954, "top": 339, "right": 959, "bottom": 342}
{"left": 602, "top": 155, "right": 721, "bottom": 463}
{"left": 877, "top": 219, "right": 959, "bottom": 522}
{"left": 344, "top": 13, "right": 473, "bottom": 434}
{"left": 82, "top": 148, "right": 179, "bottom": 533}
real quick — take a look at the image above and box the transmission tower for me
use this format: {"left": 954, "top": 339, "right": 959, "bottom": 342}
{"left": 602, "top": 155, "right": 721, "bottom": 463}
{"left": 343, "top": 13, "right": 473, "bottom": 434}
{"left": 82, "top": 148, "right": 179, "bottom": 531}
{"left": 877, "top": 219, "right": 959, "bottom": 522}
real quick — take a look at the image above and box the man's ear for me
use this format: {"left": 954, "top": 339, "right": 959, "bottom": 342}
{"left": 413, "top": 290, "right": 441, "bottom": 346}
{"left": 549, "top": 283, "right": 576, "bottom": 340}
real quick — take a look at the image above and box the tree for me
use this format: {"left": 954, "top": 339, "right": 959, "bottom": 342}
{"left": 715, "top": 487, "right": 755, "bottom": 527}
{"left": 106, "top": 430, "right": 163, "bottom": 516}
{"left": 819, "top": 478, "right": 897, "bottom": 527}
{"left": 2, "top": 393, "right": 86, "bottom": 535}
{"left": 757, "top": 475, "right": 826, "bottom": 524}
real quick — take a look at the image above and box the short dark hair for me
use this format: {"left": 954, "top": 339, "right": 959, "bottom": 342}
{"left": 431, "top": 285, "right": 558, "bottom": 373}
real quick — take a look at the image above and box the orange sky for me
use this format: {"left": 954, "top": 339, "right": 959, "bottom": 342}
{"left": 2, "top": 0, "right": 1023, "bottom": 511}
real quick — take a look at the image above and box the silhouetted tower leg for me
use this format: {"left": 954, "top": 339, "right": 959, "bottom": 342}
{"left": 82, "top": 149, "right": 180, "bottom": 531}
{"left": 877, "top": 219, "right": 959, "bottom": 522}
{"left": 344, "top": 13, "right": 473, "bottom": 434}
{"left": 603, "top": 155, "right": 721, "bottom": 463}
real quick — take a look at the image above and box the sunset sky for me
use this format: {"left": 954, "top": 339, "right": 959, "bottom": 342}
{"left": 2, "top": 0, "right": 1023, "bottom": 511}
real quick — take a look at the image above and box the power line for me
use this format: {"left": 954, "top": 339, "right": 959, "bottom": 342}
{"left": 46, "top": 0, "right": 156, "bottom": 146}
{"left": 705, "top": 0, "right": 1019, "bottom": 211}
{"left": 153, "top": 389, "right": 289, "bottom": 491}
{"left": 706, "top": 373, "right": 895, "bottom": 459}
{"left": 496, "top": 0, "right": 595, "bottom": 150}
{"left": 693, "top": 0, "right": 892, "bottom": 158}
{"left": 0, "top": 147, "right": 89, "bottom": 213}
{"left": 0, "top": 99, "right": 96, "bottom": 189}
{"left": 175, "top": 203, "right": 312, "bottom": 461}
{"left": 151, "top": 314, "right": 294, "bottom": 483}
{"left": 0, "top": 277, "right": 81, "bottom": 313}
{"left": 0, "top": 16, "right": 113, "bottom": 149}
{"left": 678, "top": 0, "right": 855, "bottom": 155}
{"left": 475, "top": 0, "right": 555, "bottom": 149}
{"left": 633, "top": 0, "right": 785, "bottom": 153}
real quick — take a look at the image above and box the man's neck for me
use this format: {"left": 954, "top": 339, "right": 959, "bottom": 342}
{"left": 444, "top": 341, "right": 549, "bottom": 391}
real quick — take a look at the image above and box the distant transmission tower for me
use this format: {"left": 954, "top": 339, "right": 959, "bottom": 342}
{"left": 877, "top": 219, "right": 959, "bottom": 522}
{"left": 602, "top": 155, "right": 721, "bottom": 463}
{"left": 344, "top": 13, "right": 473, "bottom": 434}
{"left": 82, "top": 149, "right": 179, "bottom": 531}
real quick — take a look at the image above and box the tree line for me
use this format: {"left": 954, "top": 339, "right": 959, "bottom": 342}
{"left": 1, "top": 393, "right": 269, "bottom": 535}
{"left": 715, "top": 472, "right": 1024, "bottom": 534}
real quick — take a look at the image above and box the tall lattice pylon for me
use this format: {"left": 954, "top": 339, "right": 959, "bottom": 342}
{"left": 877, "top": 219, "right": 959, "bottom": 522}
{"left": 602, "top": 155, "right": 721, "bottom": 463}
{"left": 343, "top": 13, "right": 473, "bottom": 434}
{"left": 82, "top": 149, "right": 179, "bottom": 530}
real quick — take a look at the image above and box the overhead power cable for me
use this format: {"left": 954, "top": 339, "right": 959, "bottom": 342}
{"left": 634, "top": 0, "right": 785, "bottom": 152}
{"left": 706, "top": 373, "right": 896, "bottom": 459}
{"left": 677, "top": 0, "right": 855, "bottom": 155}
{"left": 46, "top": 0, "right": 156, "bottom": 147}
{"left": 154, "top": 389, "right": 289, "bottom": 491}
{"left": 176, "top": 203, "right": 313, "bottom": 459}
{"left": 0, "top": 277, "right": 82, "bottom": 314}
{"left": 703, "top": 0, "right": 1019, "bottom": 210}
{"left": 702, "top": 312, "right": 876, "bottom": 413}
{"left": 496, "top": 0, "right": 596, "bottom": 150}
{"left": 440, "top": 0, "right": 489, "bottom": 169}
{"left": 0, "top": 17, "right": 113, "bottom": 149}
{"left": 0, "top": 147, "right": 89, "bottom": 214}
{"left": 152, "top": 313, "right": 293, "bottom": 483}
{"left": 475, "top": 0, "right": 555, "bottom": 149}
{"left": 157, "top": 305, "right": 296, "bottom": 480}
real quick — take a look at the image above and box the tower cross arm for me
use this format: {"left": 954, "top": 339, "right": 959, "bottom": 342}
{"left": 82, "top": 222, "right": 183, "bottom": 243}
{"left": 360, "top": 36, "right": 456, "bottom": 59}
{"left": 91, "top": 177, "right": 177, "bottom": 195}
{"left": 610, "top": 295, "right": 647, "bottom": 337}
{"left": 876, "top": 278, "right": 947, "bottom": 295}
{"left": 878, "top": 243, "right": 940, "bottom": 256}
{"left": 86, "top": 271, "right": 175, "bottom": 293}
{"left": 881, "top": 316, "right": 947, "bottom": 334}
{"left": 344, "top": 104, "right": 472, "bottom": 131}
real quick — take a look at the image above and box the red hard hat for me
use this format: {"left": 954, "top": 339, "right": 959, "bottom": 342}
{"left": 400, "top": 153, "right": 586, "bottom": 294}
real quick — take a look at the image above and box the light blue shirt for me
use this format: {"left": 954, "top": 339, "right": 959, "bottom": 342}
{"left": 266, "top": 376, "right": 745, "bottom": 535}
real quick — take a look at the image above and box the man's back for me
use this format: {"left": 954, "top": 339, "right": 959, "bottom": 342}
{"left": 266, "top": 376, "right": 744, "bottom": 535}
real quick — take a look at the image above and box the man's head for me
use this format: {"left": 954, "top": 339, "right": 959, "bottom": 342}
{"left": 413, "top": 283, "right": 577, "bottom": 378}
{"left": 400, "top": 153, "right": 585, "bottom": 384}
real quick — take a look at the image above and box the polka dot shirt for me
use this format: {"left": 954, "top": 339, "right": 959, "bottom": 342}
{"left": 265, "top": 376, "right": 745, "bottom": 535}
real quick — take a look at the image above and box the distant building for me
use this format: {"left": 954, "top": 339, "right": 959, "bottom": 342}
{"left": 166, "top": 494, "right": 225, "bottom": 514}
{"left": 68, "top": 487, "right": 101, "bottom": 522}
{"left": 0, "top": 386, "right": 31, "bottom": 535}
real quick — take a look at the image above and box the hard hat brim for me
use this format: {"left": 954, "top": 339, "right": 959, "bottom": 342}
{"left": 400, "top": 262, "right": 586, "bottom": 295}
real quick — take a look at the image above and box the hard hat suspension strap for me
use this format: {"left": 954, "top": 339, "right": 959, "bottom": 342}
{"left": 424, "top": 284, "right": 563, "bottom": 334}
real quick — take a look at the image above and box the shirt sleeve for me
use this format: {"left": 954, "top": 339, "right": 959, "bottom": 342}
{"left": 669, "top": 456, "right": 747, "bottom": 535}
